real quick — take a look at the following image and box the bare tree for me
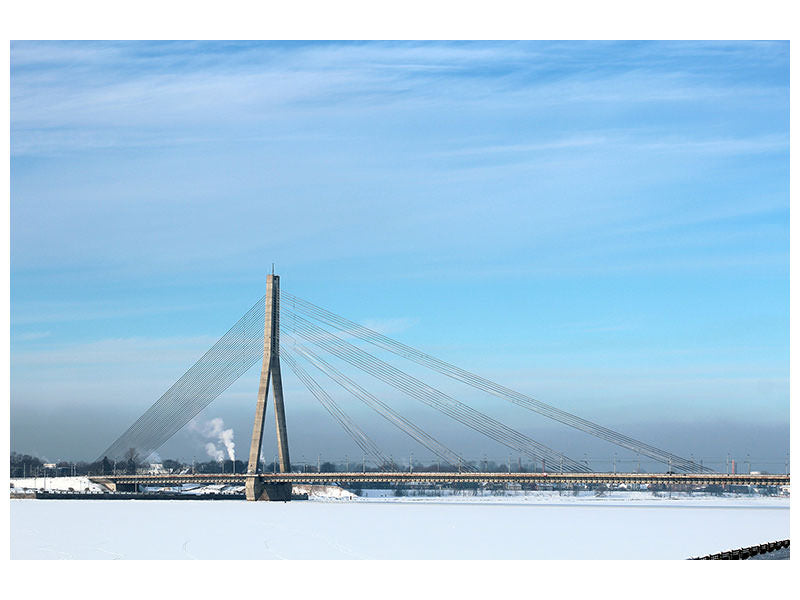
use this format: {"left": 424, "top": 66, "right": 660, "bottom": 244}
{"left": 125, "top": 448, "right": 140, "bottom": 474}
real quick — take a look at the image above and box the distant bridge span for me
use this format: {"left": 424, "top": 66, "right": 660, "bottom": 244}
{"left": 91, "top": 472, "right": 790, "bottom": 491}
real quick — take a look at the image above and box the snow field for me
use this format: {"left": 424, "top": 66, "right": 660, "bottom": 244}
{"left": 11, "top": 495, "right": 789, "bottom": 559}
{"left": 10, "top": 476, "right": 106, "bottom": 493}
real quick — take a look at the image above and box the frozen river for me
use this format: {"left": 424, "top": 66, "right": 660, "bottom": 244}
{"left": 11, "top": 493, "right": 789, "bottom": 559}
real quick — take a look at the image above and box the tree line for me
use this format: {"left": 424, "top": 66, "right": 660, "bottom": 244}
{"left": 11, "top": 450, "right": 507, "bottom": 477}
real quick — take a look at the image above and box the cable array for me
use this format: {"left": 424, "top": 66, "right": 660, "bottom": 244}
{"left": 285, "top": 334, "right": 473, "bottom": 471}
{"left": 282, "top": 310, "right": 587, "bottom": 472}
{"left": 97, "top": 296, "right": 267, "bottom": 461}
{"left": 98, "top": 287, "right": 710, "bottom": 475}
{"left": 284, "top": 334, "right": 471, "bottom": 471}
{"left": 281, "top": 290, "right": 710, "bottom": 473}
{"left": 281, "top": 347, "right": 390, "bottom": 469}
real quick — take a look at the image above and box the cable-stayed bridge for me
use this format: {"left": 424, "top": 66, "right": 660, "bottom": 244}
{"left": 94, "top": 274, "right": 787, "bottom": 500}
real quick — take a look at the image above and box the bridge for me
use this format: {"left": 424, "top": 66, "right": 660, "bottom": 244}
{"left": 92, "top": 471, "right": 789, "bottom": 489}
{"left": 95, "top": 273, "right": 790, "bottom": 500}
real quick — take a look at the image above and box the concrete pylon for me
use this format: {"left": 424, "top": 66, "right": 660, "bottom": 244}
{"left": 246, "top": 274, "right": 292, "bottom": 501}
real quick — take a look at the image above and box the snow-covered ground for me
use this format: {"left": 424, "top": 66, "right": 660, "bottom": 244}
{"left": 10, "top": 478, "right": 357, "bottom": 499}
{"left": 11, "top": 492, "right": 789, "bottom": 559}
{"left": 294, "top": 484, "right": 358, "bottom": 499}
{"left": 10, "top": 476, "right": 106, "bottom": 493}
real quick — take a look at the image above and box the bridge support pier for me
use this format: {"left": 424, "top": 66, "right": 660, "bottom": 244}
{"left": 245, "top": 477, "right": 292, "bottom": 502}
{"left": 101, "top": 481, "right": 138, "bottom": 493}
{"left": 115, "top": 483, "right": 139, "bottom": 493}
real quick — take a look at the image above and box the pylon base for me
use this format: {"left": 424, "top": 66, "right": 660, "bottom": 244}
{"left": 245, "top": 477, "right": 292, "bottom": 502}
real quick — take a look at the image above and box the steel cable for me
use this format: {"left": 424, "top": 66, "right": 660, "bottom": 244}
{"left": 284, "top": 334, "right": 472, "bottom": 471}
{"left": 281, "top": 291, "right": 709, "bottom": 473}
{"left": 98, "top": 297, "right": 266, "bottom": 460}
{"left": 282, "top": 312, "right": 587, "bottom": 472}
{"left": 281, "top": 347, "right": 390, "bottom": 468}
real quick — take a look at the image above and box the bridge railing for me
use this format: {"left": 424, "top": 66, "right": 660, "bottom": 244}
{"left": 90, "top": 472, "right": 790, "bottom": 487}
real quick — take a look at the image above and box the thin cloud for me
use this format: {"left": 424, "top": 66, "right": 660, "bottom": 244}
{"left": 11, "top": 42, "right": 787, "bottom": 156}
{"left": 14, "top": 331, "right": 51, "bottom": 341}
{"left": 11, "top": 335, "right": 219, "bottom": 369}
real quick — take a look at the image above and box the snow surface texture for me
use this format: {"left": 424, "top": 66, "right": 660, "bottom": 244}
{"left": 11, "top": 479, "right": 355, "bottom": 499}
{"left": 293, "top": 484, "right": 358, "bottom": 499}
{"left": 11, "top": 494, "right": 788, "bottom": 559}
{"left": 10, "top": 476, "right": 105, "bottom": 493}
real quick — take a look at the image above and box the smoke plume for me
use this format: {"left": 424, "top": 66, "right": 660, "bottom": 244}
{"left": 190, "top": 417, "right": 235, "bottom": 462}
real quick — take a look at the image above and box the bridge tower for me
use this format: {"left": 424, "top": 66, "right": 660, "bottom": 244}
{"left": 245, "top": 273, "right": 292, "bottom": 501}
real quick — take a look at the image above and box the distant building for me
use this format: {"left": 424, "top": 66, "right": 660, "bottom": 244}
{"left": 147, "top": 463, "right": 167, "bottom": 474}
{"left": 43, "top": 463, "right": 57, "bottom": 469}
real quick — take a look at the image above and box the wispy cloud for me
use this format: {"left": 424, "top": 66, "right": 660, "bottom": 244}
{"left": 10, "top": 301, "right": 219, "bottom": 326}
{"left": 427, "top": 133, "right": 787, "bottom": 165}
{"left": 431, "top": 135, "right": 609, "bottom": 158}
{"left": 637, "top": 134, "right": 788, "bottom": 156}
{"left": 10, "top": 335, "right": 219, "bottom": 369}
{"left": 14, "top": 330, "right": 51, "bottom": 341}
{"left": 11, "top": 41, "right": 787, "bottom": 156}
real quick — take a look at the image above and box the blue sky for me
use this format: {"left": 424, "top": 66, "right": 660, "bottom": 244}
{"left": 10, "top": 41, "right": 789, "bottom": 468}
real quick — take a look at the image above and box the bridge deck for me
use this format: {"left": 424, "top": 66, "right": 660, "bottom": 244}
{"left": 91, "top": 472, "right": 790, "bottom": 487}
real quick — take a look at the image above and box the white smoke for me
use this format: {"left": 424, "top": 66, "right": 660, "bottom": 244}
{"left": 205, "top": 442, "right": 224, "bottom": 462}
{"left": 190, "top": 417, "right": 236, "bottom": 462}
{"left": 206, "top": 442, "right": 225, "bottom": 462}
{"left": 218, "top": 427, "right": 235, "bottom": 461}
